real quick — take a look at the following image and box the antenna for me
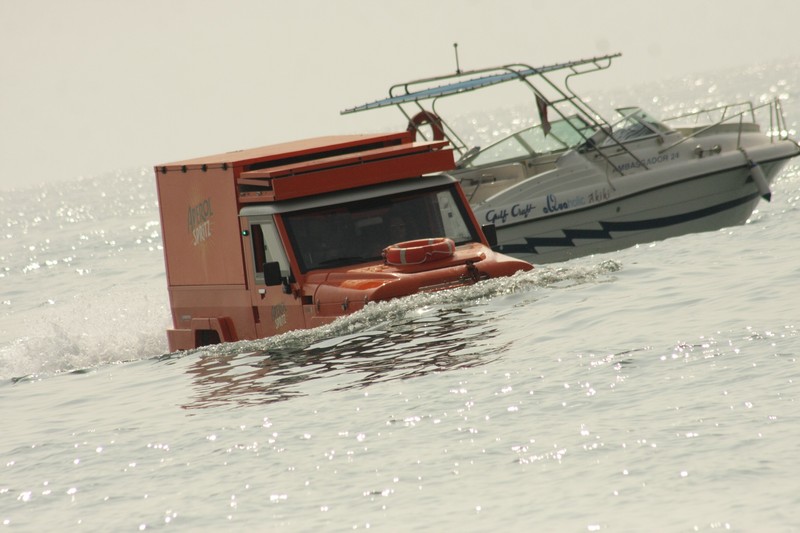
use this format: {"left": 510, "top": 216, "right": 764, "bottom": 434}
{"left": 453, "top": 43, "right": 461, "bottom": 74}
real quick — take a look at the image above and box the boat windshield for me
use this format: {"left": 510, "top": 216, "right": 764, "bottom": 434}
{"left": 463, "top": 115, "right": 596, "bottom": 168}
{"left": 282, "top": 185, "right": 479, "bottom": 273}
{"left": 602, "top": 107, "right": 674, "bottom": 144}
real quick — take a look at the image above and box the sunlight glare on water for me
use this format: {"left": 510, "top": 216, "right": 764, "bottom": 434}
{"left": 2, "top": 60, "right": 800, "bottom": 531}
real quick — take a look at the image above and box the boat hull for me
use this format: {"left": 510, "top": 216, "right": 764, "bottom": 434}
{"left": 485, "top": 153, "right": 795, "bottom": 263}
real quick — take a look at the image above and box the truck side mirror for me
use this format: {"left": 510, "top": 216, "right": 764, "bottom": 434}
{"left": 263, "top": 261, "right": 283, "bottom": 286}
{"left": 481, "top": 223, "right": 498, "bottom": 248}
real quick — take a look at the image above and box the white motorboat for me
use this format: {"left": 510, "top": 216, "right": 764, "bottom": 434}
{"left": 342, "top": 53, "right": 800, "bottom": 263}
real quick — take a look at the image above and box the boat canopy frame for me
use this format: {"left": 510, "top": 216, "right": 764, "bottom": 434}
{"left": 342, "top": 53, "right": 652, "bottom": 177}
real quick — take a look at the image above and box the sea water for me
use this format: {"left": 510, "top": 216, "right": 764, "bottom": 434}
{"left": 2, "top": 61, "right": 799, "bottom": 531}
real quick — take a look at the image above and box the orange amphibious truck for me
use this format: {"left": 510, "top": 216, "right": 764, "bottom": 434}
{"left": 155, "top": 131, "right": 532, "bottom": 352}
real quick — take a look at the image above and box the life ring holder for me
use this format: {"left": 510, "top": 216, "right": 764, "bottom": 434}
{"left": 383, "top": 237, "right": 455, "bottom": 266}
{"left": 407, "top": 110, "right": 446, "bottom": 142}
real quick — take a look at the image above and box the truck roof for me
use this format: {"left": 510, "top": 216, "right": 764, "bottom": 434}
{"left": 158, "top": 132, "right": 417, "bottom": 170}
{"left": 156, "top": 131, "right": 455, "bottom": 202}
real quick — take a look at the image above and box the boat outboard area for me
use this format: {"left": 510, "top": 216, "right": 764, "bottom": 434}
{"left": 342, "top": 52, "right": 800, "bottom": 264}
{"left": 155, "top": 131, "right": 532, "bottom": 352}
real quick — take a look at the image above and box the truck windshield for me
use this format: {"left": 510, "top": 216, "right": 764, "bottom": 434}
{"left": 282, "top": 185, "right": 479, "bottom": 272}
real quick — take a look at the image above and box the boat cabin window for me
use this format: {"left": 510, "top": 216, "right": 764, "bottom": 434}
{"left": 602, "top": 107, "right": 673, "bottom": 144}
{"left": 282, "top": 185, "right": 479, "bottom": 273}
{"left": 465, "top": 115, "right": 596, "bottom": 168}
{"left": 250, "top": 217, "right": 292, "bottom": 284}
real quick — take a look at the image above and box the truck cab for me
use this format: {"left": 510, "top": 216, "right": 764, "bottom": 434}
{"left": 156, "top": 131, "right": 532, "bottom": 352}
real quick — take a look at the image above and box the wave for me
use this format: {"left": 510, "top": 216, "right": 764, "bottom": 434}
{"left": 0, "top": 260, "right": 621, "bottom": 383}
{"left": 0, "top": 286, "right": 170, "bottom": 382}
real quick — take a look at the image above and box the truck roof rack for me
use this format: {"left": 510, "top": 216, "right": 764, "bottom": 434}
{"left": 157, "top": 131, "right": 455, "bottom": 203}
{"left": 238, "top": 138, "right": 452, "bottom": 201}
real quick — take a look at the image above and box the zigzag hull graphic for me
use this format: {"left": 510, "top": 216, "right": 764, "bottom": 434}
{"left": 496, "top": 191, "right": 760, "bottom": 256}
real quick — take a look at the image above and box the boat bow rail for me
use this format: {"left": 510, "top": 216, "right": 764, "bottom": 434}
{"left": 661, "top": 99, "right": 795, "bottom": 153}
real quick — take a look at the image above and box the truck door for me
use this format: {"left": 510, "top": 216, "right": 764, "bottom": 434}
{"left": 242, "top": 216, "right": 306, "bottom": 339}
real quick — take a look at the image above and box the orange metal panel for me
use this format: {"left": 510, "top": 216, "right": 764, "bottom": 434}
{"left": 156, "top": 166, "right": 246, "bottom": 286}
{"left": 167, "top": 285, "right": 257, "bottom": 342}
{"left": 158, "top": 132, "right": 414, "bottom": 172}
{"left": 239, "top": 148, "right": 455, "bottom": 201}
{"left": 242, "top": 140, "right": 451, "bottom": 179}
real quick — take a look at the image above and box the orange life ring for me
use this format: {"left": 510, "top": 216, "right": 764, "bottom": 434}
{"left": 383, "top": 237, "right": 455, "bottom": 266}
{"left": 407, "top": 110, "right": 445, "bottom": 141}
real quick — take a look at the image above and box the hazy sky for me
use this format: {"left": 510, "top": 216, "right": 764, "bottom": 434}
{"left": 2, "top": 0, "right": 799, "bottom": 189}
